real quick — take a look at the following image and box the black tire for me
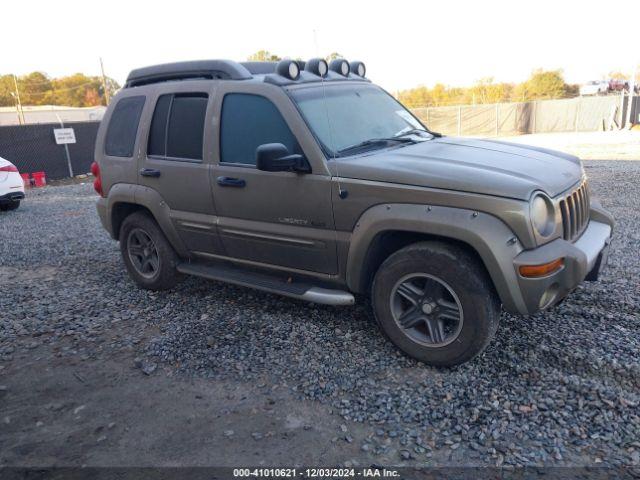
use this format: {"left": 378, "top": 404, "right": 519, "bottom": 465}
{"left": 119, "top": 211, "right": 182, "bottom": 290}
{"left": 371, "top": 241, "right": 500, "bottom": 367}
{"left": 0, "top": 201, "right": 20, "bottom": 211}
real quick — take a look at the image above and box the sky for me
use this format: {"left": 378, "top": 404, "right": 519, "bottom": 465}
{"left": 3, "top": 0, "right": 639, "bottom": 92}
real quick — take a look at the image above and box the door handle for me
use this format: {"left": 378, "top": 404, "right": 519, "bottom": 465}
{"left": 140, "top": 168, "right": 161, "bottom": 178}
{"left": 217, "top": 176, "right": 246, "bottom": 188}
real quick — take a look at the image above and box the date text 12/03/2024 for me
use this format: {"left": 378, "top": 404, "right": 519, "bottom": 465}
{"left": 233, "top": 468, "right": 400, "bottom": 478}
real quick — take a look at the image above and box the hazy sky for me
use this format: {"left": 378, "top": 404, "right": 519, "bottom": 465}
{"left": 3, "top": 0, "right": 639, "bottom": 92}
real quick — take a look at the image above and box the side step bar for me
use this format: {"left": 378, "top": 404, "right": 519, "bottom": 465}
{"left": 176, "top": 262, "right": 355, "bottom": 306}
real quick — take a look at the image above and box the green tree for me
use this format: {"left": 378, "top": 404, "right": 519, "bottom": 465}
{"left": 18, "top": 72, "right": 53, "bottom": 105}
{"left": 50, "top": 73, "right": 104, "bottom": 107}
{"left": 325, "top": 52, "right": 343, "bottom": 61}
{"left": 0, "top": 71, "right": 120, "bottom": 107}
{"left": 0, "top": 75, "right": 16, "bottom": 107}
{"left": 517, "top": 69, "right": 568, "bottom": 100}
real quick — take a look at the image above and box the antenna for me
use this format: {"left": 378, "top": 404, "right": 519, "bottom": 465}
{"left": 313, "top": 30, "right": 347, "bottom": 199}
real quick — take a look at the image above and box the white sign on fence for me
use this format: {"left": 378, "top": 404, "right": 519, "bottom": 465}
{"left": 53, "top": 128, "right": 76, "bottom": 145}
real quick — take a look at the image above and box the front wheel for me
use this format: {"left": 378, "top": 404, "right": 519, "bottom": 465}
{"left": 372, "top": 241, "right": 500, "bottom": 367}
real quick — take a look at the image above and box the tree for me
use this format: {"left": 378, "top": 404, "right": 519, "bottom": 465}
{"left": 468, "top": 77, "right": 512, "bottom": 105}
{"left": 0, "top": 75, "right": 16, "bottom": 107}
{"left": 247, "top": 50, "right": 281, "bottom": 61}
{"left": 609, "top": 71, "right": 628, "bottom": 80}
{"left": 18, "top": 72, "right": 54, "bottom": 105}
{"left": 326, "top": 52, "right": 343, "bottom": 61}
{"left": 0, "top": 71, "right": 120, "bottom": 107}
{"left": 49, "top": 73, "right": 103, "bottom": 107}
{"left": 518, "top": 69, "right": 568, "bottom": 100}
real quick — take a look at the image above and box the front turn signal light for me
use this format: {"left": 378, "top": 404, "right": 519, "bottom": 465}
{"left": 519, "top": 258, "right": 564, "bottom": 278}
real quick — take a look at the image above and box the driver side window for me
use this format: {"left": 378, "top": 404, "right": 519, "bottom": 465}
{"left": 220, "top": 93, "right": 301, "bottom": 165}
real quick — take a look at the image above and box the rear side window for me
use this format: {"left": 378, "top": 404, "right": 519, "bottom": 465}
{"left": 147, "top": 93, "right": 208, "bottom": 161}
{"left": 105, "top": 96, "right": 145, "bottom": 157}
{"left": 220, "top": 93, "right": 300, "bottom": 165}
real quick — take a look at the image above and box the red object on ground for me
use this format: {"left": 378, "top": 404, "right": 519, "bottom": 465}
{"left": 20, "top": 173, "right": 30, "bottom": 188}
{"left": 32, "top": 171, "right": 47, "bottom": 187}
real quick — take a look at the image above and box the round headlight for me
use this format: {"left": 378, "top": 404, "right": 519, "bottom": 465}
{"left": 531, "top": 193, "right": 555, "bottom": 237}
{"left": 350, "top": 61, "right": 366, "bottom": 77}
{"left": 289, "top": 62, "right": 299, "bottom": 78}
{"left": 276, "top": 59, "right": 300, "bottom": 80}
{"left": 329, "top": 59, "right": 350, "bottom": 76}
{"left": 305, "top": 58, "right": 329, "bottom": 78}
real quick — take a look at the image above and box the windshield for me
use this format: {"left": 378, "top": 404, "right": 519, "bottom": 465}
{"left": 290, "top": 84, "right": 429, "bottom": 157}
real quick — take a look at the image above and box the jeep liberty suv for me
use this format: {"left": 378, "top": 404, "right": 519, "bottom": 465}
{"left": 94, "top": 58, "right": 614, "bottom": 367}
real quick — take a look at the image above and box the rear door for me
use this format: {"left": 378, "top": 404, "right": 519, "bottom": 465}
{"left": 137, "top": 83, "right": 223, "bottom": 254}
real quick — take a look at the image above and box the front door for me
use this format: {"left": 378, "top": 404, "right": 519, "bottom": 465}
{"left": 211, "top": 90, "right": 337, "bottom": 275}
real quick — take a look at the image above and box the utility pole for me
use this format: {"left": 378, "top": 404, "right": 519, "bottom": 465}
{"left": 625, "top": 64, "right": 637, "bottom": 129}
{"left": 12, "top": 74, "right": 25, "bottom": 125}
{"left": 100, "top": 57, "right": 110, "bottom": 106}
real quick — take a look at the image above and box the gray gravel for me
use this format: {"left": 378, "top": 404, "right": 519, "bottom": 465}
{"left": 1, "top": 161, "right": 639, "bottom": 467}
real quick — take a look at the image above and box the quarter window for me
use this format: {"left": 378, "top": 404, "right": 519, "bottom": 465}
{"left": 147, "top": 93, "right": 208, "bottom": 161}
{"left": 105, "top": 96, "right": 145, "bottom": 157}
{"left": 220, "top": 93, "right": 300, "bottom": 165}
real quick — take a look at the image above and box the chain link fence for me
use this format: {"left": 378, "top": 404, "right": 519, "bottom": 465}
{"left": 412, "top": 95, "right": 639, "bottom": 136}
{"left": 0, "top": 121, "right": 99, "bottom": 180}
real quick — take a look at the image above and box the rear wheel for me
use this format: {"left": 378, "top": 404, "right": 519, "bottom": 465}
{"left": 372, "top": 241, "right": 500, "bottom": 367}
{"left": 119, "top": 211, "right": 181, "bottom": 290}
{"left": 0, "top": 201, "right": 20, "bottom": 211}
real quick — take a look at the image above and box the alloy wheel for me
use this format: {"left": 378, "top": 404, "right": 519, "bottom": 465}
{"left": 389, "top": 273, "right": 464, "bottom": 347}
{"left": 127, "top": 228, "right": 160, "bottom": 279}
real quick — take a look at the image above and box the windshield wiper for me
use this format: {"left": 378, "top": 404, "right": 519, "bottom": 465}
{"left": 394, "top": 128, "right": 442, "bottom": 139}
{"left": 337, "top": 136, "right": 416, "bottom": 156}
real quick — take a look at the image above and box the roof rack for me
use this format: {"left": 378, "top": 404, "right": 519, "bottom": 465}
{"left": 124, "top": 60, "right": 252, "bottom": 88}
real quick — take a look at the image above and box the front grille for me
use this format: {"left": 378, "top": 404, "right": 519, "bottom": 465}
{"left": 559, "top": 181, "right": 590, "bottom": 241}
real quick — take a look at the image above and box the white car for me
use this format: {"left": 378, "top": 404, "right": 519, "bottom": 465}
{"left": 579, "top": 80, "right": 609, "bottom": 96}
{"left": 0, "top": 156, "right": 25, "bottom": 211}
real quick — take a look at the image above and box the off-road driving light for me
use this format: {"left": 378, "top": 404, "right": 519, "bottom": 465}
{"left": 519, "top": 258, "right": 564, "bottom": 278}
{"left": 305, "top": 58, "right": 329, "bottom": 77}
{"left": 530, "top": 193, "right": 555, "bottom": 237}
{"left": 329, "top": 58, "right": 350, "bottom": 76}
{"left": 276, "top": 59, "right": 300, "bottom": 80}
{"left": 350, "top": 61, "right": 366, "bottom": 77}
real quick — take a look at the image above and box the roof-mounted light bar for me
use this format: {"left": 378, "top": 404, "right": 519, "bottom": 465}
{"left": 265, "top": 57, "right": 370, "bottom": 85}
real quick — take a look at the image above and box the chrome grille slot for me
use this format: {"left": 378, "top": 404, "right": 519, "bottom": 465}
{"left": 559, "top": 181, "right": 590, "bottom": 242}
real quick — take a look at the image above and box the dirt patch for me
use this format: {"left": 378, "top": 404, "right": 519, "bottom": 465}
{"left": 0, "top": 347, "right": 373, "bottom": 467}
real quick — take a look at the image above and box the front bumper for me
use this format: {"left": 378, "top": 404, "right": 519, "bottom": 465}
{"left": 513, "top": 218, "right": 612, "bottom": 314}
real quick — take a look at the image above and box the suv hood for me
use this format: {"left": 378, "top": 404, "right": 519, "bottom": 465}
{"left": 334, "top": 137, "right": 583, "bottom": 200}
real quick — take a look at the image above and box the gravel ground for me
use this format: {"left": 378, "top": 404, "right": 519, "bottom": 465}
{"left": 1, "top": 160, "right": 639, "bottom": 468}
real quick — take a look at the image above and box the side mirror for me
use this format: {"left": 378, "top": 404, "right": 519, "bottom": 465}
{"left": 256, "top": 143, "right": 311, "bottom": 173}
